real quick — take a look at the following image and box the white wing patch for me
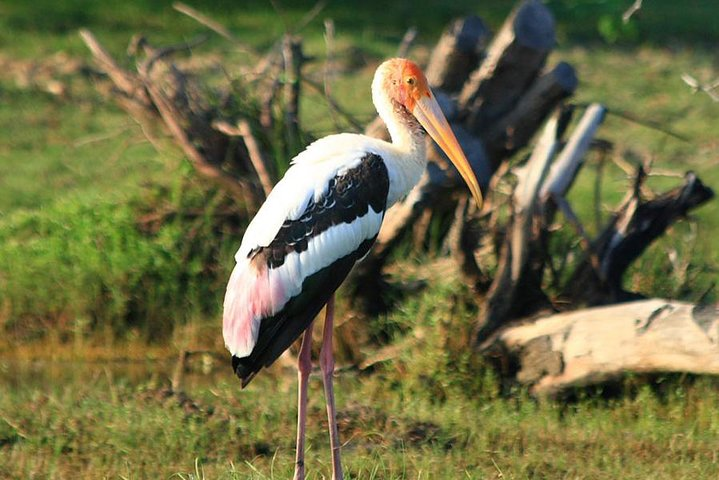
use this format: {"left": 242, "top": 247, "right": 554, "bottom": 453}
{"left": 267, "top": 207, "right": 384, "bottom": 313}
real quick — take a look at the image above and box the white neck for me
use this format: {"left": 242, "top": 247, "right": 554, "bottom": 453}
{"left": 371, "top": 74, "right": 428, "bottom": 206}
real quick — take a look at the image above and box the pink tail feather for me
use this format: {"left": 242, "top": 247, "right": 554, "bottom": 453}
{"left": 223, "top": 260, "right": 285, "bottom": 358}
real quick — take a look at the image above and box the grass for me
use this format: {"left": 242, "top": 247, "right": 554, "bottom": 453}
{"left": 0, "top": 85, "right": 162, "bottom": 213}
{"left": 2, "top": 278, "right": 719, "bottom": 478}
{"left": 6, "top": 376, "right": 718, "bottom": 478}
{"left": 1, "top": 0, "right": 718, "bottom": 477}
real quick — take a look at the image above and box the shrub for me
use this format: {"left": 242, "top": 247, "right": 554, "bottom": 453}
{"left": 0, "top": 191, "right": 235, "bottom": 343}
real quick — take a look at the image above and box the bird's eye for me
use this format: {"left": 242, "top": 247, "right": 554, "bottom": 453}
{"left": 406, "top": 77, "right": 416, "bottom": 85}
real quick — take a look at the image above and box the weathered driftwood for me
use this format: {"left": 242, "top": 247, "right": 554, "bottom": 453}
{"left": 564, "top": 171, "right": 715, "bottom": 305}
{"left": 475, "top": 108, "right": 575, "bottom": 342}
{"left": 475, "top": 103, "right": 715, "bottom": 344}
{"left": 485, "top": 299, "right": 719, "bottom": 396}
{"left": 80, "top": 29, "right": 277, "bottom": 211}
{"left": 539, "top": 104, "right": 607, "bottom": 202}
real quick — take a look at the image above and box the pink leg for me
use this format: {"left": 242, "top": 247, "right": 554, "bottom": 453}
{"left": 320, "top": 295, "right": 343, "bottom": 480}
{"left": 293, "top": 321, "right": 314, "bottom": 480}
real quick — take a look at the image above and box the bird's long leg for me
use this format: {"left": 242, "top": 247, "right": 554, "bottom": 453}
{"left": 319, "top": 295, "right": 343, "bottom": 480}
{"left": 293, "top": 321, "right": 314, "bottom": 480}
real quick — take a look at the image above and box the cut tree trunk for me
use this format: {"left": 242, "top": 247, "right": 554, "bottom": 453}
{"left": 484, "top": 299, "right": 719, "bottom": 396}
{"left": 474, "top": 102, "right": 713, "bottom": 344}
{"left": 475, "top": 108, "right": 573, "bottom": 341}
{"left": 425, "top": 16, "right": 491, "bottom": 94}
{"left": 458, "top": 0, "right": 556, "bottom": 143}
{"left": 483, "top": 62, "right": 577, "bottom": 161}
{"left": 475, "top": 104, "right": 604, "bottom": 343}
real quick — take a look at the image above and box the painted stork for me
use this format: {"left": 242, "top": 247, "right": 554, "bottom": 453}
{"left": 223, "top": 58, "right": 483, "bottom": 480}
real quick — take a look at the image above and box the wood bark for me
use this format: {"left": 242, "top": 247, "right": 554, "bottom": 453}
{"left": 475, "top": 109, "right": 571, "bottom": 341}
{"left": 483, "top": 62, "right": 577, "bottom": 161}
{"left": 539, "top": 104, "right": 607, "bottom": 202}
{"left": 475, "top": 105, "right": 603, "bottom": 343}
{"left": 425, "top": 16, "right": 491, "bottom": 94}
{"left": 564, "top": 171, "right": 715, "bottom": 305}
{"left": 485, "top": 299, "right": 719, "bottom": 396}
{"left": 458, "top": 0, "right": 556, "bottom": 140}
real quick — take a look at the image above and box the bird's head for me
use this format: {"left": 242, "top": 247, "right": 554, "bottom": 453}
{"left": 381, "top": 58, "right": 431, "bottom": 113}
{"left": 375, "top": 58, "right": 483, "bottom": 209}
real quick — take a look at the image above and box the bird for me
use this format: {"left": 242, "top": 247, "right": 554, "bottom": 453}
{"left": 223, "top": 58, "right": 483, "bottom": 480}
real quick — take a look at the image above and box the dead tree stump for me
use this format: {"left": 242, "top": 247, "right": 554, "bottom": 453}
{"left": 425, "top": 16, "right": 490, "bottom": 94}
{"left": 458, "top": 0, "right": 556, "bottom": 143}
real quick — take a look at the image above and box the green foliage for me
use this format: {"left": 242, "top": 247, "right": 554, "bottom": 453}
{"left": 597, "top": 13, "right": 639, "bottom": 43}
{"left": 0, "top": 189, "right": 233, "bottom": 342}
{"left": 374, "top": 279, "right": 500, "bottom": 403}
{"left": 546, "top": 0, "right": 719, "bottom": 45}
{"left": 2, "top": 0, "right": 717, "bottom": 344}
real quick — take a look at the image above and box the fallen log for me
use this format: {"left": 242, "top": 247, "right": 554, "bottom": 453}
{"left": 484, "top": 299, "right": 719, "bottom": 396}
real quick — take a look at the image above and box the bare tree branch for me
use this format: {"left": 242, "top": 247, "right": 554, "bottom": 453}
{"left": 282, "top": 35, "right": 304, "bottom": 148}
{"left": 622, "top": 0, "right": 643, "bottom": 23}
{"left": 681, "top": 72, "right": 719, "bottom": 102}
{"left": 213, "top": 119, "right": 275, "bottom": 197}
{"left": 138, "top": 72, "right": 258, "bottom": 208}
{"left": 396, "top": 27, "right": 418, "bottom": 58}
{"left": 173, "top": 2, "right": 248, "bottom": 49}
{"left": 79, "top": 29, "right": 150, "bottom": 106}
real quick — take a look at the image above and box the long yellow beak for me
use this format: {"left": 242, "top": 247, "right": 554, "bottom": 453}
{"left": 412, "top": 94, "right": 484, "bottom": 209}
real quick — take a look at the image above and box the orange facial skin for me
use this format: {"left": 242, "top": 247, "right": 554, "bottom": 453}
{"left": 384, "top": 59, "right": 432, "bottom": 112}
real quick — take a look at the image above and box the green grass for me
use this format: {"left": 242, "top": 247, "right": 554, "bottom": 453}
{"left": 4, "top": 374, "right": 718, "bottom": 478}
{"left": 0, "top": 85, "right": 162, "bottom": 213}
{"left": 1, "top": 0, "right": 718, "bottom": 478}
{"left": 2, "top": 279, "right": 718, "bottom": 478}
